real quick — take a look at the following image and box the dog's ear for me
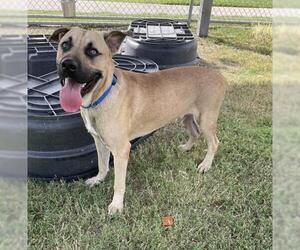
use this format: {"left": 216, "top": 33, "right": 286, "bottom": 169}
{"left": 104, "top": 30, "right": 131, "bottom": 54}
{"left": 49, "top": 27, "right": 70, "bottom": 42}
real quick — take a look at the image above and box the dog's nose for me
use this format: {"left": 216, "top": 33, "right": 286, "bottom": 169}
{"left": 61, "top": 58, "right": 78, "bottom": 73}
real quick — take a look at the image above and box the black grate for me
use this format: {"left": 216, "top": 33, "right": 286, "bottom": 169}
{"left": 0, "top": 35, "right": 27, "bottom": 77}
{"left": 0, "top": 75, "right": 26, "bottom": 118}
{"left": 0, "top": 34, "right": 26, "bottom": 47}
{"left": 28, "top": 35, "right": 58, "bottom": 77}
{"left": 28, "top": 71, "right": 64, "bottom": 117}
{"left": 113, "top": 55, "right": 158, "bottom": 73}
{"left": 0, "top": 35, "right": 27, "bottom": 117}
{"left": 128, "top": 19, "right": 194, "bottom": 44}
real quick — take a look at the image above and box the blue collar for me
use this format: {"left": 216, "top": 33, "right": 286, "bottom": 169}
{"left": 81, "top": 73, "right": 118, "bottom": 109}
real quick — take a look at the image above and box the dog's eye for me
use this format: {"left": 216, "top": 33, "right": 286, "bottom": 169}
{"left": 61, "top": 41, "right": 71, "bottom": 52}
{"left": 86, "top": 48, "right": 100, "bottom": 57}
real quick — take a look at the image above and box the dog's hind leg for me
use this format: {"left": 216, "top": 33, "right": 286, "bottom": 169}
{"left": 179, "top": 114, "right": 200, "bottom": 152}
{"left": 85, "top": 137, "right": 110, "bottom": 187}
{"left": 198, "top": 112, "right": 219, "bottom": 173}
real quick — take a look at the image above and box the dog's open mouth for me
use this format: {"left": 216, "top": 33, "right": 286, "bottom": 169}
{"left": 59, "top": 74, "right": 101, "bottom": 113}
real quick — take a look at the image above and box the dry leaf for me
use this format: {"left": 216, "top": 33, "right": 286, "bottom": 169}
{"left": 161, "top": 215, "right": 174, "bottom": 227}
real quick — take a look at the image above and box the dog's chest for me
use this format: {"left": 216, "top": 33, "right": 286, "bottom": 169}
{"left": 81, "top": 108, "right": 115, "bottom": 150}
{"left": 81, "top": 109, "right": 102, "bottom": 138}
{"left": 83, "top": 113, "right": 98, "bottom": 137}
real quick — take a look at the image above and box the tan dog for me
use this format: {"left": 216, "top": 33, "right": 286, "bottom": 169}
{"left": 50, "top": 27, "right": 226, "bottom": 215}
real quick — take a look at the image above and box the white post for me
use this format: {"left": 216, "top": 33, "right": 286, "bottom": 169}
{"left": 61, "top": 0, "right": 76, "bottom": 18}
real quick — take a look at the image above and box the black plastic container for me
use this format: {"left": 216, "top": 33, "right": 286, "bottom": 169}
{"left": 0, "top": 35, "right": 27, "bottom": 77}
{"left": 27, "top": 35, "right": 159, "bottom": 180}
{"left": 28, "top": 35, "right": 57, "bottom": 76}
{"left": 0, "top": 35, "right": 27, "bottom": 178}
{"left": 122, "top": 19, "right": 200, "bottom": 69}
{"left": 0, "top": 81, "right": 27, "bottom": 178}
{"left": 27, "top": 70, "right": 95, "bottom": 180}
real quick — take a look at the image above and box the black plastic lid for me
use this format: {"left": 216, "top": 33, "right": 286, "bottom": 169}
{"left": 123, "top": 19, "right": 199, "bottom": 69}
{"left": 128, "top": 19, "right": 194, "bottom": 44}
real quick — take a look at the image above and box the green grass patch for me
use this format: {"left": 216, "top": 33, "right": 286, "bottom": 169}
{"left": 274, "top": 0, "right": 299, "bottom": 8}
{"left": 28, "top": 10, "right": 272, "bottom": 25}
{"left": 28, "top": 9, "right": 186, "bottom": 18}
{"left": 214, "top": 0, "right": 271, "bottom": 8}
{"left": 85, "top": 0, "right": 272, "bottom": 8}
{"left": 28, "top": 10, "right": 188, "bottom": 24}
{"left": 0, "top": 180, "right": 27, "bottom": 249}
{"left": 206, "top": 24, "right": 272, "bottom": 55}
{"left": 28, "top": 24, "right": 272, "bottom": 249}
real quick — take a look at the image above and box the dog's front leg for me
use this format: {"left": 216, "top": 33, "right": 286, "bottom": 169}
{"left": 85, "top": 136, "right": 110, "bottom": 187}
{"left": 108, "top": 142, "right": 131, "bottom": 215}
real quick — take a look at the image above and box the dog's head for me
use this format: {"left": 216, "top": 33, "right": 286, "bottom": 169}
{"left": 50, "top": 27, "right": 128, "bottom": 112}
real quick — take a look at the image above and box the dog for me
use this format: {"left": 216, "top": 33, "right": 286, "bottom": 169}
{"left": 50, "top": 27, "right": 226, "bottom": 215}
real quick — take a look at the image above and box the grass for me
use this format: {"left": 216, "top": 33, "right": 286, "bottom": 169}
{"left": 0, "top": 180, "right": 27, "bottom": 249}
{"left": 274, "top": 0, "right": 300, "bottom": 8}
{"left": 86, "top": 0, "right": 272, "bottom": 8}
{"left": 28, "top": 24, "right": 272, "bottom": 249}
{"left": 207, "top": 24, "right": 272, "bottom": 55}
{"left": 28, "top": 10, "right": 189, "bottom": 22}
{"left": 28, "top": 10, "right": 272, "bottom": 27}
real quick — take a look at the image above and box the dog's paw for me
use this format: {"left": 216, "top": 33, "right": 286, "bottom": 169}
{"left": 108, "top": 201, "right": 123, "bottom": 215}
{"left": 85, "top": 175, "right": 104, "bottom": 187}
{"left": 178, "top": 143, "right": 192, "bottom": 152}
{"left": 197, "top": 161, "right": 212, "bottom": 173}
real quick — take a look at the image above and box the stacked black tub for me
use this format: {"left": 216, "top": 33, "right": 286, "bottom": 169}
{"left": 122, "top": 19, "right": 200, "bottom": 69}
{"left": 27, "top": 35, "right": 159, "bottom": 180}
{"left": 0, "top": 35, "right": 27, "bottom": 177}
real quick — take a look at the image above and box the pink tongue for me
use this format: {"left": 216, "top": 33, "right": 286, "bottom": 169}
{"left": 59, "top": 78, "right": 83, "bottom": 112}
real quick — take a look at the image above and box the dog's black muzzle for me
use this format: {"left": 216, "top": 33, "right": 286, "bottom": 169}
{"left": 57, "top": 57, "right": 103, "bottom": 96}
{"left": 61, "top": 58, "right": 78, "bottom": 76}
{"left": 57, "top": 57, "right": 103, "bottom": 84}
{"left": 58, "top": 57, "right": 85, "bottom": 83}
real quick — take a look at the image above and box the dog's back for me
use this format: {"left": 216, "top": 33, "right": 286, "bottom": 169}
{"left": 119, "top": 66, "right": 226, "bottom": 134}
